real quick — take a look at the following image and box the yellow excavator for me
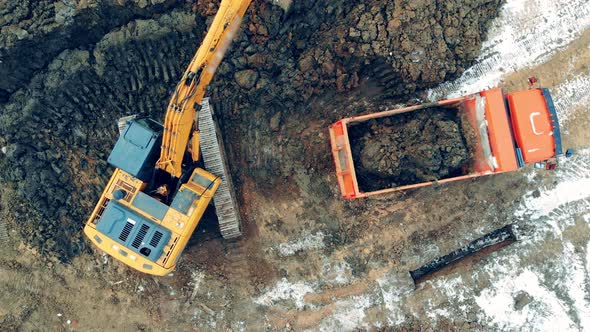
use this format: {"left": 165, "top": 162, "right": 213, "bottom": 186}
{"left": 84, "top": 0, "right": 252, "bottom": 276}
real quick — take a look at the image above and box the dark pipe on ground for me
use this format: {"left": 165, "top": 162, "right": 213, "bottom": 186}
{"left": 410, "top": 224, "right": 517, "bottom": 286}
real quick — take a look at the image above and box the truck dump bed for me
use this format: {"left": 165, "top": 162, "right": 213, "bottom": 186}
{"left": 329, "top": 88, "right": 562, "bottom": 198}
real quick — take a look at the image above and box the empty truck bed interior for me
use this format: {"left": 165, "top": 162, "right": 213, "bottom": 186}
{"left": 348, "top": 104, "right": 478, "bottom": 192}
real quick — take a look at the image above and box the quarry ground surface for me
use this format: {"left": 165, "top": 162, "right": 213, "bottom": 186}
{"left": 1, "top": 0, "right": 590, "bottom": 331}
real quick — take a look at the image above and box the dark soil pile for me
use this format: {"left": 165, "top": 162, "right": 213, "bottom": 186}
{"left": 349, "top": 107, "right": 472, "bottom": 192}
{"left": 0, "top": 0, "right": 503, "bottom": 260}
{"left": 211, "top": 0, "right": 505, "bottom": 110}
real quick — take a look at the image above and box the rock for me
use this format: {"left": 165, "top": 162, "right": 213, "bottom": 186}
{"left": 298, "top": 54, "right": 316, "bottom": 72}
{"left": 12, "top": 27, "right": 29, "bottom": 40}
{"left": 513, "top": 291, "right": 533, "bottom": 310}
{"left": 4, "top": 143, "right": 26, "bottom": 160}
{"left": 54, "top": 1, "right": 76, "bottom": 24}
{"left": 270, "top": 112, "right": 281, "bottom": 131}
{"left": 349, "top": 27, "right": 361, "bottom": 38}
{"left": 268, "top": 0, "right": 292, "bottom": 12}
{"left": 234, "top": 69, "right": 259, "bottom": 89}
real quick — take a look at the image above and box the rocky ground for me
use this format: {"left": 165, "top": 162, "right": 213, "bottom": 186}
{"left": 1, "top": 0, "right": 590, "bottom": 331}
{"left": 349, "top": 107, "right": 471, "bottom": 192}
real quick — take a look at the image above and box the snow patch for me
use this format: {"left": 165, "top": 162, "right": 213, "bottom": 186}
{"left": 515, "top": 149, "right": 590, "bottom": 222}
{"left": 317, "top": 295, "right": 373, "bottom": 332}
{"left": 516, "top": 179, "right": 590, "bottom": 220}
{"left": 586, "top": 239, "right": 590, "bottom": 291}
{"left": 552, "top": 74, "right": 590, "bottom": 126}
{"left": 377, "top": 272, "right": 414, "bottom": 327}
{"left": 189, "top": 271, "right": 205, "bottom": 301}
{"left": 278, "top": 231, "right": 325, "bottom": 257}
{"left": 560, "top": 242, "right": 590, "bottom": 331}
{"left": 426, "top": 307, "right": 452, "bottom": 320}
{"left": 428, "top": 0, "right": 590, "bottom": 100}
{"left": 525, "top": 171, "right": 537, "bottom": 183}
{"left": 475, "top": 269, "right": 577, "bottom": 331}
{"left": 254, "top": 278, "right": 314, "bottom": 309}
{"left": 429, "top": 275, "right": 469, "bottom": 303}
{"left": 321, "top": 260, "right": 353, "bottom": 285}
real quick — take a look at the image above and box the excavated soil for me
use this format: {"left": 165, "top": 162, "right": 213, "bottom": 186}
{"left": 349, "top": 107, "right": 473, "bottom": 192}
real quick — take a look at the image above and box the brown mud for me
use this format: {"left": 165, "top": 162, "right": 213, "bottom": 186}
{"left": 349, "top": 107, "right": 472, "bottom": 192}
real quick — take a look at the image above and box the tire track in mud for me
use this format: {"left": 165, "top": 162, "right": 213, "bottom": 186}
{"left": 223, "top": 240, "right": 251, "bottom": 284}
{"left": 428, "top": 0, "right": 590, "bottom": 99}
{"left": 552, "top": 73, "right": 590, "bottom": 125}
{"left": 515, "top": 149, "right": 590, "bottom": 230}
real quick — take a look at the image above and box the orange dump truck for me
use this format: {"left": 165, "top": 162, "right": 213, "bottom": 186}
{"left": 329, "top": 88, "right": 565, "bottom": 199}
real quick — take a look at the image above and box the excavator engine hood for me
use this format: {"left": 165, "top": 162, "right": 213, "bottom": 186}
{"left": 95, "top": 200, "right": 171, "bottom": 262}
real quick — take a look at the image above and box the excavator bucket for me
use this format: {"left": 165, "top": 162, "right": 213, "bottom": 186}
{"left": 198, "top": 98, "right": 242, "bottom": 239}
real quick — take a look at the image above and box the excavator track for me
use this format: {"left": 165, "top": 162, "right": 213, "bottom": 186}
{"left": 198, "top": 98, "right": 242, "bottom": 239}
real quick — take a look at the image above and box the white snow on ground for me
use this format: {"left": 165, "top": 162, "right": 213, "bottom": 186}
{"left": 560, "top": 242, "right": 590, "bottom": 331}
{"left": 411, "top": 117, "right": 590, "bottom": 330}
{"left": 316, "top": 295, "right": 373, "bottom": 332}
{"left": 277, "top": 231, "right": 325, "bottom": 257}
{"left": 395, "top": 0, "right": 590, "bottom": 325}
{"left": 475, "top": 269, "right": 577, "bottom": 331}
{"left": 471, "top": 235, "right": 590, "bottom": 331}
{"left": 429, "top": 275, "right": 470, "bottom": 303}
{"left": 428, "top": 0, "right": 590, "bottom": 100}
{"left": 421, "top": 234, "right": 590, "bottom": 331}
{"left": 255, "top": 277, "right": 376, "bottom": 331}
{"left": 320, "top": 260, "right": 353, "bottom": 285}
{"left": 376, "top": 272, "right": 413, "bottom": 327}
{"left": 406, "top": 0, "right": 590, "bottom": 329}
{"left": 254, "top": 278, "right": 314, "bottom": 309}
{"left": 515, "top": 178, "right": 590, "bottom": 221}
{"left": 552, "top": 74, "right": 590, "bottom": 126}
{"left": 515, "top": 149, "right": 590, "bottom": 224}
{"left": 471, "top": 149, "right": 590, "bottom": 331}
{"left": 410, "top": 226, "right": 590, "bottom": 331}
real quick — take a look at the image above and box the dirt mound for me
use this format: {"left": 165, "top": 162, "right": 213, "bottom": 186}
{"left": 210, "top": 0, "right": 504, "bottom": 109}
{"left": 0, "top": 0, "right": 502, "bottom": 260}
{"left": 350, "top": 108, "right": 472, "bottom": 192}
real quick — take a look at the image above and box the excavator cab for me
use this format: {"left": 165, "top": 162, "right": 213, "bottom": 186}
{"left": 84, "top": 111, "right": 223, "bottom": 277}
{"left": 108, "top": 118, "right": 163, "bottom": 182}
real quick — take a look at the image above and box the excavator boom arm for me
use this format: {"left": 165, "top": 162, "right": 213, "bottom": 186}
{"left": 158, "top": 0, "right": 252, "bottom": 177}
